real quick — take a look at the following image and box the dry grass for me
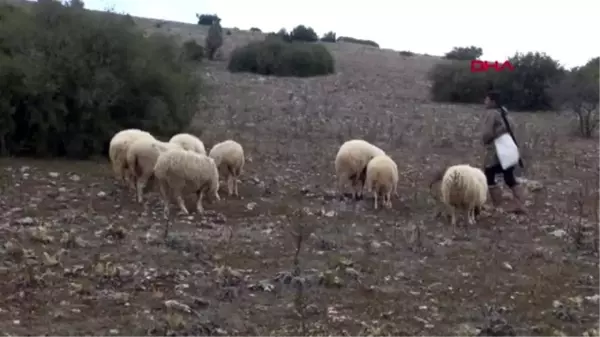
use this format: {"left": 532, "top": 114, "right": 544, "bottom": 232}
{"left": 0, "top": 3, "right": 598, "bottom": 336}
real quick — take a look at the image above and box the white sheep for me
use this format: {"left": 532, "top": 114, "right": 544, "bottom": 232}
{"left": 124, "top": 138, "right": 182, "bottom": 203}
{"left": 334, "top": 139, "right": 385, "bottom": 200}
{"left": 169, "top": 133, "right": 206, "bottom": 155}
{"left": 154, "top": 149, "right": 220, "bottom": 225}
{"left": 208, "top": 140, "right": 245, "bottom": 197}
{"left": 430, "top": 164, "right": 488, "bottom": 231}
{"left": 365, "top": 154, "right": 399, "bottom": 209}
{"left": 108, "top": 128, "right": 155, "bottom": 186}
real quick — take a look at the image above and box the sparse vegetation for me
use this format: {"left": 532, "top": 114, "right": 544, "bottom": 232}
{"left": 399, "top": 50, "right": 415, "bottom": 57}
{"left": 321, "top": 31, "right": 337, "bottom": 43}
{"left": 249, "top": 27, "right": 261, "bottom": 33}
{"left": 429, "top": 51, "right": 566, "bottom": 111}
{"left": 444, "top": 46, "right": 483, "bottom": 60}
{"left": 196, "top": 13, "right": 220, "bottom": 26}
{"left": 337, "top": 36, "right": 379, "bottom": 48}
{"left": 0, "top": 0, "right": 202, "bottom": 158}
{"left": 228, "top": 38, "right": 335, "bottom": 77}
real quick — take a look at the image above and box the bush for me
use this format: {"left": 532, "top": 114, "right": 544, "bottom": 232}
{"left": 551, "top": 57, "right": 599, "bottom": 137}
{"left": 228, "top": 39, "right": 335, "bottom": 77}
{"left": 337, "top": 36, "right": 379, "bottom": 48}
{"left": 444, "top": 46, "right": 483, "bottom": 60}
{"left": 249, "top": 27, "right": 261, "bottom": 33}
{"left": 429, "top": 52, "right": 566, "bottom": 111}
{"left": 429, "top": 60, "right": 492, "bottom": 104}
{"left": 267, "top": 28, "right": 292, "bottom": 43}
{"left": 0, "top": 1, "right": 203, "bottom": 158}
{"left": 321, "top": 31, "right": 336, "bottom": 43}
{"left": 399, "top": 50, "right": 415, "bottom": 57}
{"left": 182, "top": 39, "right": 204, "bottom": 62}
{"left": 196, "top": 13, "right": 220, "bottom": 26}
{"left": 205, "top": 20, "right": 223, "bottom": 60}
{"left": 289, "top": 25, "right": 318, "bottom": 42}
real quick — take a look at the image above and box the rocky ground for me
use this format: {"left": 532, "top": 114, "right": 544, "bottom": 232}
{"left": 0, "top": 6, "right": 598, "bottom": 336}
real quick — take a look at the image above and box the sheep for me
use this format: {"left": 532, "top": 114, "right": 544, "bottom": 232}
{"left": 108, "top": 128, "right": 155, "bottom": 186}
{"left": 154, "top": 149, "right": 220, "bottom": 235}
{"left": 124, "top": 138, "right": 182, "bottom": 203}
{"left": 429, "top": 164, "right": 488, "bottom": 231}
{"left": 169, "top": 133, "right": 206, "bottom": 155}
{"left": 365, "top": 154, "right": 399, "bottom": 209}
{"left": 334, "top": 139, "right": 385, "bottom": 200}
{"left": 208, "top": 140, "right": 245, "bottom": 197}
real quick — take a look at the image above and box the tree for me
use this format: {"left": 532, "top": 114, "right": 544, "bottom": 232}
{"left": 552, "top": 57, "right": 599, "bottom": 137}
{"left": 205, "top": 20, "right": 223, "bottom": 60}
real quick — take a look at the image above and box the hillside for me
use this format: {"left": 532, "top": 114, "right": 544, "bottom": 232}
{"left": 0, "top": 2, "right": 598, "bottom": 336}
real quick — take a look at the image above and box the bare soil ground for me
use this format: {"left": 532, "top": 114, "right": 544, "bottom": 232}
{"left": 0, "top": 7, "right": 598, "bottom": 336}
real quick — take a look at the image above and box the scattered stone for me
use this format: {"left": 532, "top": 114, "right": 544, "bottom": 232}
{"left": 550, "top": 229, "right": 567, "bottom": 238}
{"left": 246, "top": 202, "right": 257, "bottom": 211}
{"left": 48, "top": 172, "right": 60, "bottom": 178}
{"left": 69, "top": 174, "right": 81, "bottom": 182}
{"left": 15, "top": 217, "right": 35, "bottom": 226}
{"left": 164, "top": 299, "right": 191, "bottom": 313}
{"left": 502, "top": 262, "right": 513, "bottom": 271}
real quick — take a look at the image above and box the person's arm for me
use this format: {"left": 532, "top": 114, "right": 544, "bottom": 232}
{"left": 482, "top": 111, "right": 507, "bottom": 145}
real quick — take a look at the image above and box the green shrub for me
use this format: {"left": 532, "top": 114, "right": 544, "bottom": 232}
{"left": 182, "top": 39, "right": 204, "bottom": 62}
{"left": 429, "top": 52, "right": 566, "bottom": 111}
{"left": 337, "top": 36, "right": 379, "bottom": 48}
{"left": 0, "top": 1, "right": 203, "bottom": 158}
{"left": 321, "top": 31, "right": 336, "bottom": 43}
{"left": 290, "top": 25, "right": 318, "bottom": 42}
{"left": 205, "top": 20, "right": 223, "bottom": 60}
{"left": 444, "top": 46, "right": 483, "bottom": 60}
{"left": 228, "top": 39, "right": 335, "bottom": 77}
{"left": 196, "top": 13, "right": 220, "bottom": 26}
{"left": 250, "top": 27, "right": 261, "bottom": 33}
{"left": 399, "top": 50, "right": 415, "bottom": 57}
{"left": 429, "top": 60, "right": 492, "bottom": 104}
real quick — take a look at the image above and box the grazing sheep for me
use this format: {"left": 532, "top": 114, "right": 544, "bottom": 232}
{"left": 109, "top": 129, "right": 155, "bottom": 186}
{"left": 208, "top": 140, "right": 245, "bottom": 197}
{"left": 365, "top": 154, "right": 399, "bottom": 209}
{"left": 334, "top": 139, "right": 385, "bottom": 200}
{"left": 154, "top": 149, "right": 220, "bottom": 228}
{"left": 169, "top": 133, "right": 206, "bottom": 155}
{"left": 124, "top": 138, "right": 182, "bottom": 203}
{"left": 429, "top": 164, "right": 488, "bottom": 231}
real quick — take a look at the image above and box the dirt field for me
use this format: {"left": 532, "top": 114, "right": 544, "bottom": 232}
{"left": 0, "top": 8, "right": 598, "bottom": 336}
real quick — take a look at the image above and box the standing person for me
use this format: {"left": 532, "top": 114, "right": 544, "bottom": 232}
{"left": 481, "top": 90, "right": 527, "bottom": 214}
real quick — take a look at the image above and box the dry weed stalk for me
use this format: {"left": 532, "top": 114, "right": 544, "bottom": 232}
{"left": 572, "top": 187, "right": 586, "bottom": 250}
{"left": 289, "top": 219, "right": 313, "bottom": 335}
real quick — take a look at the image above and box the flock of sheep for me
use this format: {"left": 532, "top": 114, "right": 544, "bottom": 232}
{"left": 108, "top": 129, "right": 489, "bottom": 235}
{"left": 108, "top": 129, "right": 244, "bottom": 233}
{"left": 334, "top": 139, "right": 488, "bottom": 232}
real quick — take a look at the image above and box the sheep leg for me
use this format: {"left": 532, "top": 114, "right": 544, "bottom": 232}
{"left": 385, "top": 191, "right": 392, "bottom": 209}
{"left": 467, "top": 208, "right": 475, "bottom": 225}
{"left": 196, "top": 190, "right": 204, "bottom": 213}
{"left": 233, "top": 176, "right": 239, "bottom": 197}
{"left": 157, "top": 181, "right": 171, "bottom": 238}
{"left": 227, "top": 175, "right": 234, "bottom": 197}
{"left": 447, "top": 205, "right": 457, "bottom": 232}
{"left": 174, "top": 193, "right": 190, "bottom": 215}
{"left": 373, "top": 192, "right": 378, "bottom": 209}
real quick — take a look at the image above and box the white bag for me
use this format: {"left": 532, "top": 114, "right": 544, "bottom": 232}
{"left": 494, "top": 133, "right": 520, "bottom": 169}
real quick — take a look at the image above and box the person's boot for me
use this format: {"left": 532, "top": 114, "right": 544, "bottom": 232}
{"left": 508, "top": 184, "right": 527, "bottom": 214}
{"left": 488, "top": 185, "right": 503, "bottom": 208}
